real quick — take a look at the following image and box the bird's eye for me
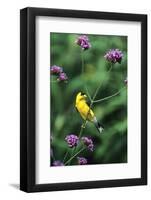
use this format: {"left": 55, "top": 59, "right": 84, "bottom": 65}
{"left": 81, "top": 92, "right": 85, "bottom": 96}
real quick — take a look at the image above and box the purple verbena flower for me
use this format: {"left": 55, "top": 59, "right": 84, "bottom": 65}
{"left": 65, "top": 134, "right": 79, "bottom": 148}
{"left": 75, "top": 35, "right": 91, "bottom": 50}
{"left": 58, "top": 72, "right": 68, "bottom": 82}
{"left": 104, "top": 49, "right": 123, "bottom": 64}
{"left": 77, "top": 157, "right": 87, "bottom": 165}
{"left": 81, "top": 136, "right": 94, "bottom": 151}
{"left": 52, "top": 160, "right": 64, "bottom": 166}
{"left": 50, "top": 65, "right": 63, "bottom": 74}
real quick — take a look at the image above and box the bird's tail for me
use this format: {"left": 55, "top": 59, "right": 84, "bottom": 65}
{"left": 93, "top": 117, "right": 104, "bottom": 134}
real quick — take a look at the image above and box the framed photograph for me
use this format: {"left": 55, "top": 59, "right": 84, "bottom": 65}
{"left": 20, "top": 7, "right": 147, "bottom": 192}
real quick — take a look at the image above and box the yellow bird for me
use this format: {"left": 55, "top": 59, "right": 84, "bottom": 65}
{"left": 75, "top": 92, "right": 104, "bottom": 134}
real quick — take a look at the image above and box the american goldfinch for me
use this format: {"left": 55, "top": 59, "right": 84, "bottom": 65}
{"left": 75, "top": 92, "right": 104, "bottom": 134}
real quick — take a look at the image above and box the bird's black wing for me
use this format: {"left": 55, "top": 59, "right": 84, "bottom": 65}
{"left": 86, "top": 99, "right": 91, "bottom": 107}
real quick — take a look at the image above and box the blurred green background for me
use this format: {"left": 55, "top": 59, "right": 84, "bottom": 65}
{"left": 50, "top": 33, "right": 127, "bottom": 166}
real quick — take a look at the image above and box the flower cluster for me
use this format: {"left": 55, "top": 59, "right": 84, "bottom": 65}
{"left": 77, "top": 157, "right": 87, "bottom": 165}
{"left": 82, "top": 136, "right": 94, "bottom": 151}
{"left": 50, "top": 65, "right": 68, "bottom": 82}
{"left": 75, "top": 35, "right": 91, "bottom": 50}
{"left": 58, "top": 72, "right": 68, "bottom": 81}
{"left": 52, "top": 160, "right": 64, "bottom": 166}
{"left": 104, "top": 49, "right": 123, "bottom": 64}
{"left": 50, "top": 65, "right": 63, "bottom": 74}
{"left": 65, "top": 134, "right": 79, "bottom": 148}
{"left": 61, "top": 134, "right": 94, "bottom": 166}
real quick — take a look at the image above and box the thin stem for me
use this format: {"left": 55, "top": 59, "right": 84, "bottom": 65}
{"left": 63, "top": 150, "right": 69, "bottom": 163}
{"left": 80, "top": 50, "right": 95, "bottom": 131}
{"left": 78, "top": 126, "right": 84, "bottom": 139}
{"left": 65, "top": 147, "right": 86, "bottom": 165}
{"left": 93, "top": 86, "right": 126, "bottom": 103}
{"left": 78, "top": 121, "right": 88, "bottom": 139}
{"left": 68, "top": 147, "right": 75, "bottom": 165}
{"left": 92, "top": 63, "right": 113, "bottom": 101}
{"left": 85, "top": 86, "right": 92, "bottom": 101}
{"left": 81, "top": 49, "right": 84, "bottom": 75}
{"left": 81, "top": 50, "right": 92, "bottom": 101}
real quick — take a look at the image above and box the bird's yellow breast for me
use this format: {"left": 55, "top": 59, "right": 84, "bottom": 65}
{"left": 75, "top": 100, "right": 95, "bottom": 121}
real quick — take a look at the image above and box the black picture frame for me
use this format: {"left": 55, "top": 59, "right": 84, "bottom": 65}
{"left": 20, "top": 7, "right": 147, "bottom": 192}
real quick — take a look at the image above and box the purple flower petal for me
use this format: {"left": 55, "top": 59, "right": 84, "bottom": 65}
{"left": 81, "top": 136, "right": 94, "bottom": 151}
{"left": 75, "top": 35, "right": 91, "bottom": 50}
{"left": 50, "top": 65, "right": 63, "bottom": 74}
{"left": 77, "top": 157, "right": 87, "bottom": 165}
{"left": 104, "top": 49, "right": 123, "bottom": 64}
{"left": 52, "top": 160, "right": 64, "bottom": 166}
{"left": 65, "top": 134, "right": 79, "bottom": 148}
{"left": 58, "top": 72, "right": 68, "bottom": 82}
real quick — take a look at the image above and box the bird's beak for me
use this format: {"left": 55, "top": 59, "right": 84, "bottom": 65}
{"left": 84, "top": 94, "right": 87, "bottom": 98}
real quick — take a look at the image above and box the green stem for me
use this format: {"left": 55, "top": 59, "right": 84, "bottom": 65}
{"left": 81, "top": 50, "right": 92, "bottom": 101}
{"left": 78, "top": 121, "right": 88, "bottom": 139}
{"left": 68, "top": 147, "right": 75, "bottom": 165}
{"left": 65, "top": 147, "right": 86, "bottom": 165}
{"left": 93, "top": 86, "right": 126, "bottom": 103}
{"left": 63, "top": 150, "right": 69, "bottom": 163}
{"left": 85, "top": 86, "right": 92, "bottom": 101}
{"left": 92, "top": 63, "right": 113, "bottom": 101}
{"left": 81, "top": 49, "right": 84, "bottom": 75}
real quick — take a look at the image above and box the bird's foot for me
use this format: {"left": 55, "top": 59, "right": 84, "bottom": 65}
{"left": 81, "top": 124, "right": 86, "bottom": 129}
